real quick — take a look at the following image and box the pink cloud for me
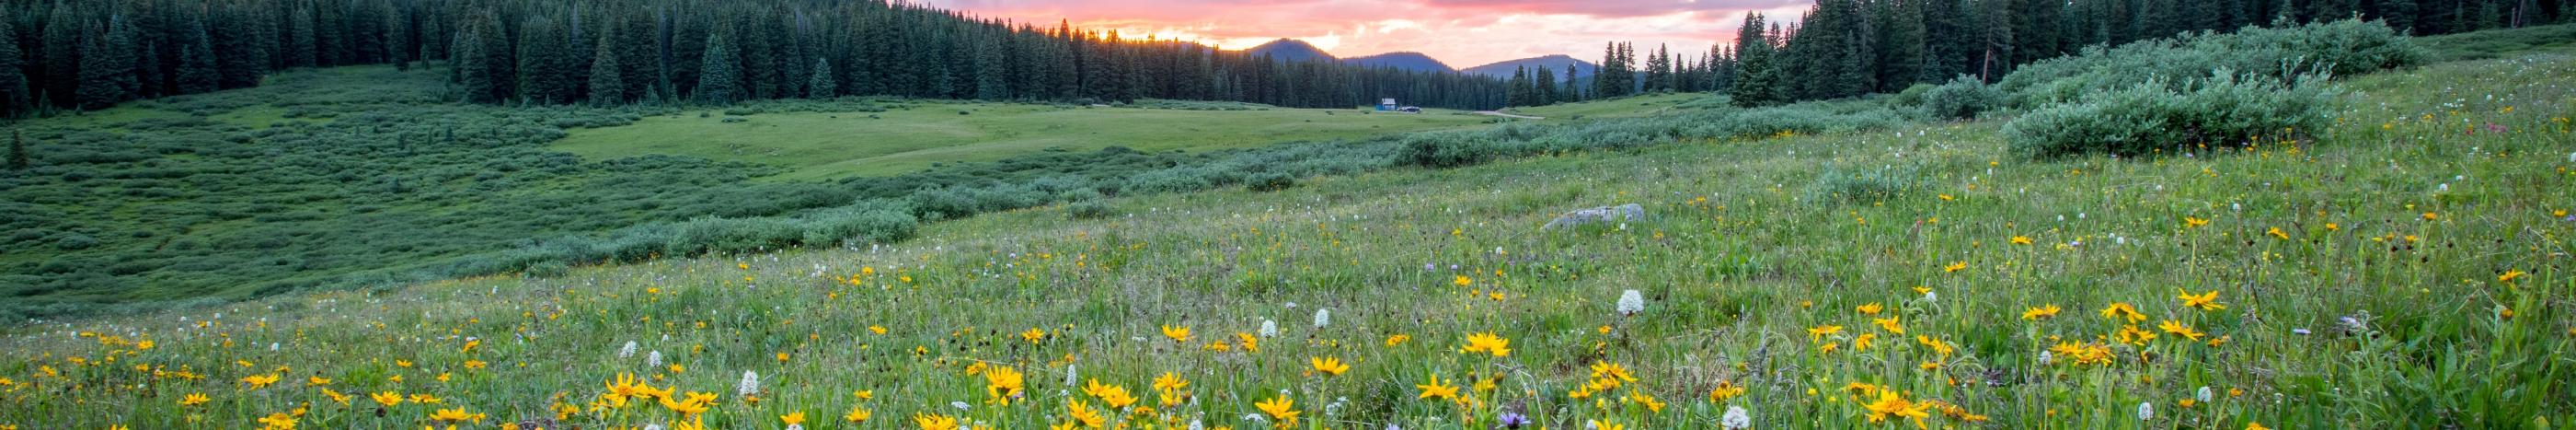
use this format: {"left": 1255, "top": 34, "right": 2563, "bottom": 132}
{"left": 922, "top": 0, "right": 1812, "bottom": 68}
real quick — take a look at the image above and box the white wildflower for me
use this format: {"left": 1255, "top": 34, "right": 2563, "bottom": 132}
{"left": 619, "top": 341, "right": 638, "bottom": 358}
{"left": 1259, "top": 320, "right": 1279, "bottom": 338}
{"left": 2196, "top": 386, "right": 2214, "bottom": 402}
{"left": 1312, "top": 308, "right": 1330, "bottom": 330}
{"left": 646, "top": 351, "right": 662, "bottom": 368}
{"left": 952, "top": 401, "right": 972, "bottom": 411}
{"left": 2136, "top": 401, "right": 2154, "bottom": 421}
{"left": 1721, "top": 405, "right": 1753, "bottom": 429}
{"left": 2037, "top": 351, "right": 2053, "bottom": 366}
{"left": 1616, "top": 289, "right": 1645, "bottom": 316}
{"left": 737, "top": 371, "right": 760, "bottom": 397}
{"left": 1064, "top": 365, "right": 1078, "bottom": 387}
{"left": 643, "top": 424, "right": 664, "bottom": 430}
{"left": 787, "top": 424, "right": 804, "bottom": 430}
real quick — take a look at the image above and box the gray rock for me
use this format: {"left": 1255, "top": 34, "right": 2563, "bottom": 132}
{"left": 1543, "top": 203, "right": 1647, "bottom": 230}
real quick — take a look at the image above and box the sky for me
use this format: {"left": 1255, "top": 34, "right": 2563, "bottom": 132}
{"left": 920, "top": 0, "right": 1816, "bottom": 69}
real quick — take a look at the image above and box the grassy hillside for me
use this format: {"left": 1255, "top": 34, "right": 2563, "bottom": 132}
{"left": 553, "top": 101, "right": 1491, "bottom": 180}
{"left": 0, "top": 63, "right": 1650, "bottom": 320}
{"left": 2, "top": 29, "right": 2566, "bottom": 430}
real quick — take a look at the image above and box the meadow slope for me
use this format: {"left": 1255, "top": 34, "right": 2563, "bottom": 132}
{"left": 2, "top": 42, "right": 2573, "bottom": 430}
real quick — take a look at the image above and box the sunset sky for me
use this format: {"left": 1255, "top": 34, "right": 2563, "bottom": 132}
{"left": 921, "top": 0, "right": 1816, "bottom": 68}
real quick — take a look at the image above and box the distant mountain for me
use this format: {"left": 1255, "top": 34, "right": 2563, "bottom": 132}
{"left": 1463, "top": 54, "right": 1599, "bottom": 78}
{"left": 1243, "top": 39, "right": 1335, "bottom": 63}
{"left": 1340, "top": 52, "right": 1455, "bottom": 73}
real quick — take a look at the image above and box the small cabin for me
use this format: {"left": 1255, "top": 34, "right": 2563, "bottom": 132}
{"left": 1376, "top": 99, "right": 1397, "bottom": 110}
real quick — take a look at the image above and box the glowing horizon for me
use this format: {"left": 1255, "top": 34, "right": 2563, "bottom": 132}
{"left": 923, "top": 0, "right": 1817, "bottom": 69}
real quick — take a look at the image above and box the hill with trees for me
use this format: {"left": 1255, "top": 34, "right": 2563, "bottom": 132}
{"left": 0, "top": 0, "right": 1510, "bottom": 115}
{"left": 1340, "top": 52, "right": 1455, "bottom": 73}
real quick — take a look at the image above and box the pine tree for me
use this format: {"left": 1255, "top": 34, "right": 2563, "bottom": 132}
{"left": 287, "top": 6, "right": 317, "bottom": 68}
{"left": 1732, "top": 13, "right": 1785, "bottom": 107}
{"left": 973, "top": 34, "right": 1006, "bottom": 100}
{"left": 41, "top": 6, "right": 84, "bottom": 107}
{"left": 808, "top": 57, "right": 835, "bottom": 99}
{"left": 1644, "top": 44, "right": 1673, "bottom": 93}
{"left": 1534, "top": 67, "right": 1558, "bottom": 104}
{"left": 0, "top": 8, "right": 29, "bottom": 117}
{"left": 7, "top": 129, "right": 26, "bottom": 170}
{"left": 588, "top": 26, "right": 625, "bottom": 105}
{"left": 210, "top": 5, "right": 268, "bottom": 90}
{"left": 175, "top": 17, "right": 219, "bottom": 95}
{"left": 1873, "top": 0, "right": 1927, "bottom": 92}
{"left": 696, "top": 32, "right": 739, "bottom": 104}
{"left": 1563, "top": 64, "right": 1583, "bottom": 102}
{"left": 78, "top": 16, "right": 140, "bottom": 110}
{"left": 454, "top": 18, "right": 500, "bottom": 103}
{"left": 517, "top": 17, "right": 578, "bottom": 104}
{"left": 1506, "top": 66, "right": 1532, "bottom": 107}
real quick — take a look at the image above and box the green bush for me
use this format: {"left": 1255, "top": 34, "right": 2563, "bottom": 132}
{"left": 1803, "top": 164, "right": 1919, "bottom": 204}
{"left": 523, "top": 261, "right": 572, "bottom": 278}
{"left": 801, "top": 208, "right": 919, "bottom": 246}
{"left": 1244, "top": 172, "right": 1296, "bottom": 192}
{"left": 1999, "top": 19, "right": 2420, "bottom": 107}
{"left": 1121, "top": 169, "right": 1217, "bottom": 195}
{"left": 1920, "top": 76, "right": 2002, "bottom": 121}
{"left": 2004, "top": 72, "right": 2337, "bottom": 159}
{"left": 1064, "top": 200, "right": 1117, "bottom": 219}
{"left": 667, "top": 217, "right": 805, "bottom": 255}
{"left": 1397, "top": 131, "right": 1495, "bottom": 169}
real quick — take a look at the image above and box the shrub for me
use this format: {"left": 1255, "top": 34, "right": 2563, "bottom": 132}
{"left": 1064, "top": 193, "right": 1117, "bottom": 219}
{"left": 1244, "top": 172, "right": 1295, "bottom": 192}
{"left": 1920, "top": 76, "right": 2003, "bottom": 121}
{"left": 1999, "top": 18, "right": 2419, "bottom": 107}
{"left": 1121, "top": 169, "right": 1216, "bottom": 195}
{"left": 53, "top": 234, "right": 98, "bottom": 250}
{"left": 1397, "top": 131, "right": 1497, "bottom": 168}
{"left": 522, "top": 261, "right": 571, "bottom": 278}
{"left": 801, "top": 208, "right": 919, "bottom": 246}
{"left": 2004, "top": 72, "right": 2337, "bottom": 159}
{"left": 1803, "top": 164, "right": 1919, "bottom": 204}
{"left": 666, "top": 217, "right": 804, "bottom": 255}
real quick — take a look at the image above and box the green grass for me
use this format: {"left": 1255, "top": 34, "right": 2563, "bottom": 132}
{"left": 553, "top": 101, "right": 1496, "bottom": 180}
{"left": 2416, "top": 23, "right": 2576, "bottom": 62}
{"left": 3, "top": 34, "right": 2569, "bottom": 430}
{"left": 1505, "top": 92, "right": 1717, "bottom": 120}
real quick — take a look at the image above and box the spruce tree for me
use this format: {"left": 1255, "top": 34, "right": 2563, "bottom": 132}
{"left": 7, "top": 129, "right": 26, "bottom": 170}
{"left": 454, "top": 20, "right": 500, "bottom": 103}
{"left": 1872, "top": 0, "right": 1927, "bottom": 92}
{"left": 1534, "top": 67, "right": 1558, "bottom": 104}
{"left": 1731, "top": 13, "right": 1783, "bottom": 107}
{"left": 973, "top": 35, "right": 1006, "bottom": 100}
{"left": 0, "top": 9, "right": 29, "bottom": 117}
{"left": 1563, "top": 64, "right": 1582, "bottom": 102}
{"left": 176, "top": 18, "right": 219, "bottom": 95}
{"left": 1506, "top": 66, "right": 1532, "bottom": 107}
{"left": 696, "top": 32, "right": 739, "bottom": 104}
{"left": 210, "top": 5, "right": 267, "bottom": 89}
{"left": 808, "top": 57, "right": 836, "bottom": 99}
{"left": 78, "top": 16, "right": 140, "bottom": 110}
{"left": 41, "top": 6, "right": 83, "bottom": 107}
{"left": 588, "top": 27, "right": 625, "bottom": 105}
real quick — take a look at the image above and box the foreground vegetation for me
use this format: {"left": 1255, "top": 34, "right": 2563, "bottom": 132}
{"left": 3, "top": 23, "right": 2570, "bottom": 430}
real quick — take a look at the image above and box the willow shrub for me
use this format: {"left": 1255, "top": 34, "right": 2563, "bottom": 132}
{"left": 2005, "top": 71, "right": 2338, "bottom": 159}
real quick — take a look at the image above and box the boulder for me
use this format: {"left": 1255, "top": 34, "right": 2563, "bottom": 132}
{"left": 1542, "top": 203, "right": 1646, "bottom": 230}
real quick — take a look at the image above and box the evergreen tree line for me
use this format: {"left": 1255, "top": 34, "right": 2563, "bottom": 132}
{"left": 0, "top": 0, "right": 1511, "bottom": 118}
{"left": 1491, "top": 0, "right": 2568, "bottom": 108}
